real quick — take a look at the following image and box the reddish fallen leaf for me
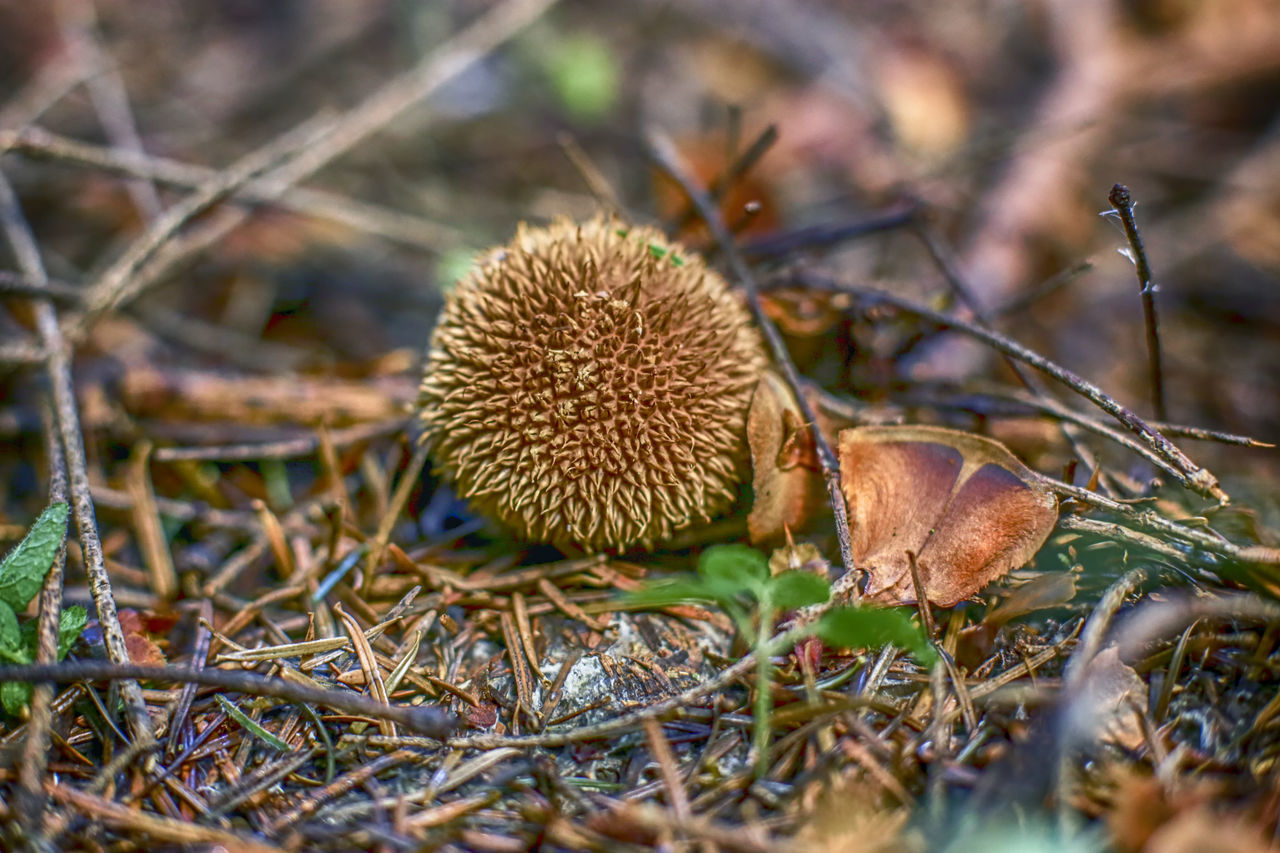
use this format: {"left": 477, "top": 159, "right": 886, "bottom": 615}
{"left": 746, "top": 371, "right": 829, "bottom": 546}
{"left": 465, "top": 700, "right": 499, "bottom": 729}
{"left": 118, "top": 609, "right": 168, "bottom": 667}
{"left": 838, "top": 425, "right": 1058, "bottom": 606}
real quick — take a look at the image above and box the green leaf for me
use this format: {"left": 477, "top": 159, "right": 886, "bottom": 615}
{"left": 58, "top": 605, "right": 87, "bottom": 660}
{"left": 646, "top": 243, "right": 685, "bottom": 266}
{"left": 216, "top": 694, "right": 290, "bottom": 751}
{"left": 0, "top": 600, "right": 23, "bottom": 659}
{"left": 768, "top": 571, "right": 831, "bottom": 610}
{"left": 544, "top": 33, "right": 618, "bottom": 121}
{"left": 623, "top": 578, "right": 715, "bottom": 609}
{"left": 0, "top": 503, "right": 69, "bottom": 611}
{"left": 698, "top": 545, "right": 769, "bottom": 599}
{"left": 816, "top": 605, "right": 938, "bottom": 666}
{"left": 1, "top": 681, "right": 31, "bottom": 716}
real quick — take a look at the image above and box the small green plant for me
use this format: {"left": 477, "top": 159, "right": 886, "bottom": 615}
{"left": 628, "top": 543, "right": 935, "bottom": 777}
{"left": 0, "top": 502, "right": 86, "bottom": 715}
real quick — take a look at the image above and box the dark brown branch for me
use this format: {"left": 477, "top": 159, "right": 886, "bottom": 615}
{"left": 0, "top": 125, "right": 461, "bottom": 251}
{"left": 16, "top": 403, "right": 72, "bottom": 839}
{"left": 0, "top": 662, "right": 458, "bottom": 739}
{"left": 739, "top": 205, "right": 916, "bottom": 262}
{"left": 645, "top": 128, "right": 859, "bottom": 580}
{"left": 911, "top": 218, "right": 1112, "bottom": 492}
{"left": 1108, "top": 184, "right": 1167, "bottom": 421}
{"left": 789, "top": 272, "right": 1226, "bottom": 503}
{"left": 0, "top": 170, "right": 154, "bottom": 742}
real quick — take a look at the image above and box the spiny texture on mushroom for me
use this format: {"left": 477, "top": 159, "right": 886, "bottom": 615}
{"left": 418, "top": 217, "right": 767, "bottom": 551}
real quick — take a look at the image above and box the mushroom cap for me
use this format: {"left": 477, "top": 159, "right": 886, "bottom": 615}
{"left": 417, "top": 216, "right": 767, "bottom": 551}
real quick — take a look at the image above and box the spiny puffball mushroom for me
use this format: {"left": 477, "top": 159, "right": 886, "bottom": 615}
{"left": 417, "top": 216, "right": 767, "bottom": 551}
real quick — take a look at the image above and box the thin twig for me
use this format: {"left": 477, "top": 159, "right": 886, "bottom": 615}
{"left": 739, "top": 205, "right": 917, "bottom": 262}
{"left": 67, "top": 0, "right": 561, "bottom": 341}
{"left": 15, "top": 402, "right": 72, "bottom": 842}
{"left": 0, "top": 169, "right": 153, "bottom": 742}
{"left": 57, "top": 0, "right": 165, "bottom": 220}
{"left": 1064, "top": 566, "right": 1149, "bottom": 686}
{"left": 1043, "top": 476, "right": 1277, "bottom": 565}
{"left": 993, "top": 260, "right": 1095, "bottom": 318}
{"left": 0, "top": 125, "right": 462, "bottom": 251}
{"left": 152, "top": 417, "right": 409, "bottom": 462}
{"left": 0, "top": 661, "right": 457, "bottom": 738}
{"left": 1108, "top": 184, "right": 1166, "bottom": 420}
{"left": 912, "top": 217, "right": 1113, "bottom": 493}
{"left": 0, "top": 270, "right": 82, "bottom": 303}
{"left": 72, "top": 114, "right": 338, "bottom": 332}
{"left": 790, "top": 272, "right": 1226, "bottom": 503}
{"left": 367, "top": 440, "right": 430, "bottom": 575}
{"left": 645, "top": 128, "right": 858, "bottom": 579}
{"left": 48, "top": 783, "right": 283, "bottom": 853}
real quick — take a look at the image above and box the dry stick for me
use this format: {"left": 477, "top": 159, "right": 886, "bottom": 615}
{"left": 154, "top": 417, "right": 411, "bottom": 463}
{"left": 992, "top": 260, "right": 1095, "bottom": 319}
{"left": 48, "top": 783, "right": 282, "bottom": 853}
{"left": 57, "top": 0, "right": 164, "bottom": 220}
{"left": 0, "top": 170, "right": 153, "bottom": 743}
{"left": 912, "top": 220, "right": 1113, "bottom": 493}
{"left": 0, "top": 339, "right": 45, "bottom": 366}
{"left": 792, "top": 273, "right": 1226, "bottom": 503}
{"left": 645, "top": 128, "right": 858, "bottom": 579}
{"left": 1110, "top": 593, "right": 1280, "bottom": 662}
{"left": 66, "top": 0, "right": 562, "bottom": 341}
{"left": 0, "top": 270, "right": 83, "bottom": 303}
{"left": 643, "top": 717, "right": 693, "bottom": 823}
{"left": 366, "top": 440, "right": 430, "bottom": 575}
{"left": 886, "top": 383, "right": 1203, "bottom": 491}
{"left": 557, "top": 131, "right": 624, "bottom": 216}
{"left": 262, "top": 0, "right": 563, "bottom": 190}
{"left": 0, "top": 126, "right": 461, "bottom": 251}
{"left": 0, "top": 661, "right": 457, "bottom": 738}
{"left": 738, "top": 205, "right": 918, "bottom": 262}
{"left": 261, "top": 748, "right": 419, "bottom": 836}
{"left": 16, "top": 403, "right": 72, "bottom": 843}
{"left": 941, "top": 383, "right": 1265, "bottom": 456}
{"left": 71, "top": 114, "right": 338, "bottom": 333}
{"left": 1041, "top": 476, "right": 1277, "bottom": 565}
{"left": 1147, "top": 420, "right": 1272, "bottom": 448}
{"left": 1108, "top": 184, "right": 1166, "bottom": 421}
{"left": 0, "top": 54, "right": 92, "bottom": 140}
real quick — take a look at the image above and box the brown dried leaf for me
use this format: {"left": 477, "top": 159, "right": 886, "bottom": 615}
{"left": 747, "top": 371, "right": 827, "bottom": 545}
{"left": 838, "top": 425, "right": 1058, "bottom": 606}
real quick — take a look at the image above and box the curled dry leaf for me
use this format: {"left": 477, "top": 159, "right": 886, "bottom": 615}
{"left": 746, "top": 370, "right": 830, "bottom": 546}
{"left": 839, "top": 425, "right": 1058, "bottom": 606}
{"left": 1062, "top": 645, "right": 1148, "bottom": 753}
